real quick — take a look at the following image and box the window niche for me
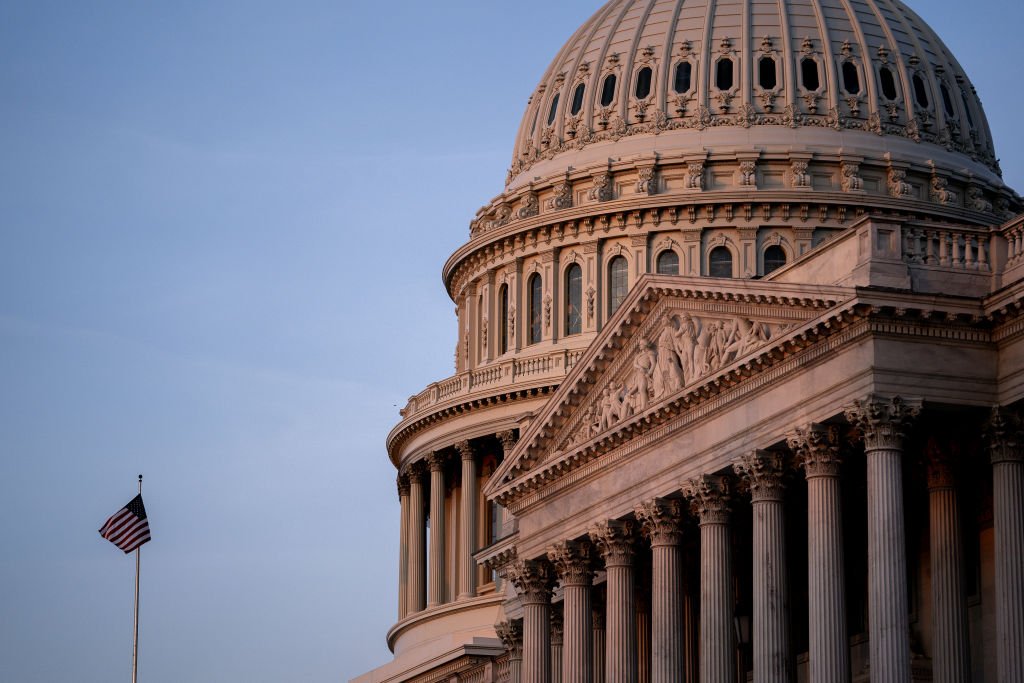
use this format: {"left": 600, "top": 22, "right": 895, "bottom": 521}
{"left": 758, "top": 56, "right": 777, "bottom": 90}
{"left": 498, "top": 284, "right": 509, "bottom": 354}
{"left": 842, "top": 61, "right": 861, "bottom": 94}
{"left": 600, "top": 74, "right": 617, "bottom": 107}
{"left": 708, "top": 246, "right": 733, "bottom": 278}
{"left": 763, "top": 245, "right": 787, "bottom": 275}
{"left": 607, "top": 256, "right": 628, "bottom": 316}
{"left": 634, "top": 66, "right": 653, "bottom": 99}
{"left": 656, "top": 250, "right": 679, "bottom": 275}
{"left": 673, "top": 61, "right": 693, "bottom": 94}
{"left": 715, "top": 57, "right": 735, "bottom": 90}
{"left": 570, "top": 82, "right": 586, "bottom": 116}
{"left": 528, "top": 274, "right": 543, "bottom": 345}
{"left": 800, "top": 57, "right": 820, "bottom": 91}
{"left": 564, "top": 264, "right": 583, "bottom": 335}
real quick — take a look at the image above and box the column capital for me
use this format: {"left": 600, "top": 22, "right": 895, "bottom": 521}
{"left": 547, "top": 539, "right": 595, "bottom": 587}
{"left": 787, "top": 422, "right": 843, "bottom": 478}
{"left": 456, "top": 440, "right": 475, "bottom": 461}
{"left": 498, "top": 429, "right": 519, "bottom": 456}
{"left": 634, "top": 497, "right": 684, "bottom": 547}
{"left": 924, "top": 438, "right": 959, "bottom": 490}
{"left": 426, "top": 450, "right": 448, "bottom": 472}
{"left": 984, "top": 406, "right": 1024, "bottom": 465}
{"left": 496, "top": 619, "right": 524, "bottom": 660}
{"left": 588, "top": 519, "right": 637, "bottom": 567}
{"left": 681, "top": 474, "right": 731, "bottom": 525}
{"left": 407, "top": 459, "right": 427, "bottom": 480}
{"left": 733, "top": 450, "right": 787, "bottom": 502}
{"left": 508, "top": 558, "right": 557, "bottom": 605}
{"left": 396, "top": 473, "right": 410, "bottom": 498}
{"left": 844, "top": 394, "right": 922, "bottom": 450}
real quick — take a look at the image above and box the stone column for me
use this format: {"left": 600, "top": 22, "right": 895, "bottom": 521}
{"left": 734, "top": 451, "right": 790, "bottom": 683}
{"left": 457, "top": 440, "right": 478, "bottom": 600}
{"left": 407, "top": 462, "right": 427, "bottom": 614}
{"left": 590, "top": 520, "right": 638, "bottom": 683}
{"left": 593, "top": 595, "right": 607, "bottom": 683}
{"left": 924, "top": 441, "right": 970, "bottom": 683}
{"left": 635, "top": 498, "right": 685, "bottom": 683}
{"left": 509, "top": 559, "right": 557, "bottom": 683}
{"left": 548, "top": 540, "right": 595, "bottom": 683}
{"left": 787, "top": 424, "right": 848, "bottom": 683}
{"left": 551, "top": 607, "right": 564, "bottom": 683}
{"left": 498, "top": 620, "right": 525, "bottom": 683}
{"left": 845, "top": 395, "right": 921, "bottom": 683}
{"left": 427, "top": 452, "right": 448, "bottom": 607}
{"left": 682, "top": 475, "right": 735, "bottom": 683}
{"left": 637, "top": 592, "right": 651, "bottom": 683}
{"left": 985, "top": 408, "right": 1024, "bottom": 683}
{"left": 397, "top": 474, "right": 411, "bottom": 620}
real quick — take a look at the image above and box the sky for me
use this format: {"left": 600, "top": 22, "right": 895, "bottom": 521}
{"left": 1, "top": 2, "right": 1022, "bottom": 682}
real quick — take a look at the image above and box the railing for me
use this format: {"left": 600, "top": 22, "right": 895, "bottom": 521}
{"left": 399, "top": 346, "right": 591, "bottom": 422}
{"left": 902, "top": 225, "right": 991, "bottom": 272}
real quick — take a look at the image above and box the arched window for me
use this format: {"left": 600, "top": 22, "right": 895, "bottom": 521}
{"left": 912, "top": 74, "right": 929, "bottom": 109}
{"left": 800, "top": 58, "right": 820, "bottom": 91}
{"left": 528, "top": 274, "right": 543, "bottom": 345}
{"left": 547, "top": 93, "right": 560, "bottom": 125}
{"left": 708, "top": 247, "right": 733, "bottom": 278}
{"left": 634, "top": 67, "right": 652, "bottom": 99}
{"left": 498, "top": 284, "right": 509, "bottom": 354}
{"left": 763, "top": 245, "right": 787, "bottom": 275}
{"left": 570, "top": 82, "right": 586, "bottom": 115}
{"left": 715, "top": 58, "right": 734, "bottom": 90}
{"left": 879, "top": 66, "right": 898, "bottom": 100}
{"left": 758, "top": 56, "right": 777, "bottom": 90}
{"left": 673, "top": 62, "right": 692, "bottom": 93}
{"left": 961, "top": 92, "right": 975, "bottom": 127}
{"left": 564, "top": 264, "right": 583, "bottom": 335}
{"left": 607, "top": 256, "right": 628, "bottom": 316}
{"left": 940, "top": 82, "right": 955, "bottom": 118}
{"left": 656, "top": 250, "right": 679, "bottom": 275}
{"left": 842, "top": 61, "right": 861, "bottom": 94}
{"left": 600, "top": 74, "right": 617, "bottom": 107}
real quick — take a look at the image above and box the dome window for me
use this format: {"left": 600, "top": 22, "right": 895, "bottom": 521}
{"left": 758, "top": 56, "right": 777, "bottom": 90}
{"left": 634, "top": 67, "right": 653, "bottom": 99}
{"left": 716, "top": 58, "right": 734, "bottom": 90}
{"left": 800, "top": 58, "right": 820, "bottom": 91}
{"left": 961, "top": 92, "right": 975, "bottom": 127}
{"left": 498, "top": 284, "right": 509, "bottom": 354}
{"left": 607, "top": 256, "right": 628, "bottom": 316}
{"left": 530, "top": 108, "right": 539, "bottom": 135}
{"left": 912, "top": 74, "right": 929, "bottom": 109}
{"left": 547, "top": 93, "right": 560, "bottom": 126}
{"left": 940, "top": 82, "right": 956, "bottom": 118}
{"left": 842, "top": 62, "right": 861, "bottom": 94}
{"left": 763, "top": 245, "right": 786, "bottom": 275}
{"left": 565, "top": 264, "right": 583, "bottom": 335}
{"left": 673, "top": 62, "right": 692, "bottom": 93}
{"left": 570, "top": 82, "right": 586, "bottom": 115}
{"left": 656, "top": 250, "right": 679, "bottom": 275}
{"left": 708, "top": 246, "right": 732, "bottom": 278}
{"left": 528, "top": 274, "right": 543, "bottom": 345}
{"left": 600, "top": 74, "right": 617, "bottom": 107}
{"left": 879, "top": 66, "right": 898, "bottom": 100}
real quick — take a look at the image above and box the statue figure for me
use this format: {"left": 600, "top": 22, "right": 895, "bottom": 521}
{"left": 625, "top": 342, "right": 656, "bottom": 415}
{"left": 653, "top": 318, "right": 684, "bottom": 398}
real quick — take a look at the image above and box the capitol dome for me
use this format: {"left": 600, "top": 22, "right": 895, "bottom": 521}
{"left": 509, "top": 0, "right": 999, "bottom": 190}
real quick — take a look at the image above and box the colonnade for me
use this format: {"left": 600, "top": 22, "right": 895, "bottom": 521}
{"left": 494, "top": 398, "right": 1024, "bottom": 683}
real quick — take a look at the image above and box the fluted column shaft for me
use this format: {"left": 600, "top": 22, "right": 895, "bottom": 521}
{"left": 590, "top": 520, "right": 638, "bottom": 683}
{"left": 987, "top": 409, "right": 1024, "bottom": 683}
{"left": 735, "top": 452, "right": 789, "bottom": 683}
{"left": 397, "top": 475, "right": 410, "bottom": 620}
{"left": 427, "top": 453, "right": 447, "bottom": 607}
{"left": 551, "top": 610, "right": 564, "bottom": 683}
{"left": 789, "top": 425, "right": 848, "bottom": 683}
{"left": 637, "top": 598, "right": 650, "bottom": 683}
{"left": 636, "top": 498, "right": 684, "bottom": 683}
{"left": 926, "top": 451, "right": 970, "bottom": 683}
{"left": 683, "top": 476, "right": 734, "bottom": 683}
{"left": 594, "top": 604, "right": 607, "bottom": 683}
{"left": 407, "top": 464, "right": 427, "bottom": 614}
{"left": 458, "top": 442, "right": 478, "bottom": 600}
{"left": 845, "top": 396, "right": 920, "bottom": 683}
{"left": 549, "top": 540, "right": 594, "bottom": 683}
{"left": 510, "top": 560, "right": 556, "bottom": 683}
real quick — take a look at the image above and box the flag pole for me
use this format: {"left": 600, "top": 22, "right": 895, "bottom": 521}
{"left": 132, "top": 474, "right": 142, "bottom": 683}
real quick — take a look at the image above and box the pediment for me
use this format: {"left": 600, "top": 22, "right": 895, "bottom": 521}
{"left": 484, "top": 275, "right": 856, "bottom": 506}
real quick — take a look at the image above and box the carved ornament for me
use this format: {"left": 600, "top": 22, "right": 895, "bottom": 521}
{"left": 681, "top": 474, "right": 731, "bottom": 525}
{"left": 984, "top": 406, "right": 1024, "bottom": 465}
{"left": 588, "top": 519, "right": 636, "bottom": 567}
{"left": 507, "top": 558, "right": 556, "bottom": 605}
{"left": 787, "top": 423, "right": 842, "bottom": 478}
{"left": 843, "top": 394, "right": 922, "bottom": 451}
{"left": 547, "top": 539, "right": 595, "bottom": 587}
{"left": 733, "top": 450, "right": 786, "bottom": 502}
{"left": 634, "top": 497, "right": 684, "bottom": 546}
{"left": 494, "top": 620, "right": 523, "bottom": 659}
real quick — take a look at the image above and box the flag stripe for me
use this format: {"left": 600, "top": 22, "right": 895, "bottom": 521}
{"left": 98, "top": 494, "right": 151, "bottom": 554}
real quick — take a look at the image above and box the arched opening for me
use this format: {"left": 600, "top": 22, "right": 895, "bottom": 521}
{"left": 570, "top": 82, "right": 586, "bottom": 115}
{"left": 528, "top": 274, "right": 543, "bottom": 345}
{"left": 716, "top": 58, "right": 735, "bottom": 90}
{"left": 634, "top": 66, "right": 652, "bottom": 99}
{"left": 656, "top": 250, "right": 679, "bottom": 275}
{"left": 498, "top": 284, "right": 509, "bottom": 354}
{"left": 601, "top": 74, "right": 617, "bottom": 107}
{"left": 758, "top": 56, "right": 776, "bottom": 90}
{"left": 842, "top": 61, "right": 861, "bottom": 94}
{"left": 565, "top": 264, "right": 583, "bottom": 336}
{"left": 800, "top": 58, "right": 820, "bottom": 91}
{"left": 674, "top": 62, "right": 692, "bottom": 93}
{"left": 879, "top": 66, "right": 898, "bottom": 100}
{"left": 607, "top": 256, "right": 628, "bottom": 316}
{"left": 913, "top": 74, "right": 929, "bottom": 109}
{"left": 547, "top": 93, "right": 560, "bottom": 125}
{"left": 940, "top": 82, "right": 956, "bottom": 118}
{"left": 763, "top": 245, "right": 787, "bottom": 275}
{"left": 708, "top": 246, "right": 733, "bottom": 278}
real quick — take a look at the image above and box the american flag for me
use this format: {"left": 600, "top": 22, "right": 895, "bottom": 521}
{"left": 98, "top": 494, "right": 151, "bottom": 553}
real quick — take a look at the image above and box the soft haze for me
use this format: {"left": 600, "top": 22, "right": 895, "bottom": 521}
{"left": 1, "top": 2, "right": 1021, "bottom": 682}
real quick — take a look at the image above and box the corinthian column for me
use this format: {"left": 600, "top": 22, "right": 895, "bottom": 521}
{"left": 498, "top": 620, "right": 525, "bottom": 683}
{"left": 551, "top": 607, "right": 564, "bottom": 683}
{"left": 924, "top": 441, "right": 970, "bottom": 683}
{"left": 509, "top": 559, "right": 557, "bottom": 683}
{"left": 407, "top": 461, "right": 427, "bottom": 614}
{"left": 548, "top": 540, "right": 595, "bottom": 683}
{"left": 635, "top": 498, "right": 684, "bottom": 683}
{"left": 734, "top": 451, "right": 790, "bottom": 683}
{"left": 985, "top": 408, "right": 1024, "bottom": 683}
{"left": 844, "top": 395, "right": 921, "bottom": 682}
{"left": 397, "top": 474, "right": 411, "bottom": 620}
{"left": 787, "top": 423, "right": 848, "bottom": 683}
{"left": 590, "top": 520, "right": 638, "bottom": 683}
{"left": 427, "top": 451, "right": 448, "bottom": 607}
{"left": 682, "top": 475, "right": 735, "bottom": 683}
{"left": 457, "top": 440, "right": 478, "bottom": 600}
{"left": 594, "top": 595, "right": 607, "bottom": 683}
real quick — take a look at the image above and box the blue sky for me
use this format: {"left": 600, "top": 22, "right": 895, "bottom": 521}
{"left": 1, "top": 2, "right": 1022, "bottom": 682}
